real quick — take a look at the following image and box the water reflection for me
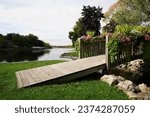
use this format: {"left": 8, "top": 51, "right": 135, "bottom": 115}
{"left": 0, "top": 48, "right": 50, "bottom": 62}
{"left": 0, "top": 48, "right": 73, "bottom": 63}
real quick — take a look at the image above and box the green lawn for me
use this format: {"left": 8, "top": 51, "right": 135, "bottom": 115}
{"left": 0, "top": 60, "right": 128, "bottom": 100}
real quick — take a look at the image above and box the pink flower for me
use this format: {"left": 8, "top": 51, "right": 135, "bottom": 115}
{"left": 85, "top": 35, "right": 92, "bottom": 41}
{"left": 144, "top": 34, "right": 150, "bottom": 41}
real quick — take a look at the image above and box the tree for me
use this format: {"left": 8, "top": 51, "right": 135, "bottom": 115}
{"left": 68, "top": 5, "right": 104, "bottom": 44}
{"left": 103, "top": 19, "right": 117, "bottom": 33}
{"left": 0, "top": 33, "right": 51, "bottom": 48}
{"left": 25, "top": 34, "right": 38, "bottom": 47}
{"left": 68, "top": 18, "right": 83, "bottom": 45}
{"left": 104, "top": 0, "right": 150, "bottom": 26}
{"left": 81, "top": 5, "right": 104, "bottom": 35}
{"left": 0, "top": 34, "right": 5, "bottom": 47}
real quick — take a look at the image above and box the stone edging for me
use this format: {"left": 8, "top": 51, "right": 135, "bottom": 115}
{"left": 100, "top": 75, "right": 150, "bottom": 100}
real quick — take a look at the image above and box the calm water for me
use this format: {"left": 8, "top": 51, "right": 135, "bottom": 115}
{"left": 0, "top": 48, "right": 74, "bottom": 63}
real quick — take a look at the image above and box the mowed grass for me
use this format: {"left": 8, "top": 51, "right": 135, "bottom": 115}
{"left": 0, "top": 60, "right": 129, "bottom": 100}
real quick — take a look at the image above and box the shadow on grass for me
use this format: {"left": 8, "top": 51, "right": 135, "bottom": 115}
{"left": 28, "top": 71, "right": 103, "bottom": 88}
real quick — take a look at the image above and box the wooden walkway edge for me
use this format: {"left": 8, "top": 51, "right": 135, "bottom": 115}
{"left": 16, "top": 55, "right": 106, "bottom": 88}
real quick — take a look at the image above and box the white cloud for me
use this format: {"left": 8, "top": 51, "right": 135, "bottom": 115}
{"left": 0, "top": 0, "right": 116, "bottom": 45}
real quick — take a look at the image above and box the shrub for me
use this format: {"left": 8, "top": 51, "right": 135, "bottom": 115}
{"left": 86, "top": 31, "right": 95, "bottom": 37}
{"left": 115, "top": 25, "right": 134, "bottom": 35}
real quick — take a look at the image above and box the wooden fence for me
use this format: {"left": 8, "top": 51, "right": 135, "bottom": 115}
{"left": 105, "top": 36, "right": 143, "bottom": 71}
{"left": 79, "top": 36, "right": 143, "bottom": 71}
{"left": 79, "top": 39, "right": 105, "bottom": 59}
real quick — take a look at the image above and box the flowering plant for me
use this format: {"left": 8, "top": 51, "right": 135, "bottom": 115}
{"left": 144, "top": 34, "right": 150, "bottom": 41}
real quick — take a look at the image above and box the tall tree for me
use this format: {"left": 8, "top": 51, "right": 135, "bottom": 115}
{"left": 104, "top": 0, "right": 150, "bottom": 26}
{"left": 69, "top": 5, "right": 104, "bottom": 44}
{"left": 81, "top": 5, "right": 104, "bottom": 35}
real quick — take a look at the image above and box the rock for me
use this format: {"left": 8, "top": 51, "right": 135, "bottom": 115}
{"left": 110, "top": 59, "right": 144, "bottom": 82}
{"left": 119, "top": 64, "right": 126, "bottom": 69}
{"left": 100, "top": 75, "right": 118, "bottom": 86}
{"left": 139, "top": 83, "right": 148, "bottom": 93}
{"left": 134, "top": 86, "right": 141, "bottom": 93}
{"left": 136, "top": 92, "right": 150, "bottom": 100}
{"left": 117, "top": 80, "right": 134, "bottom": 92}
{"left": 125, "top": 91, "right": 137, "bottom": 99}
{"left": 143, "top": 93, "right": 150, "bottom": 100}
{"left": 117, "top": 76, "right": 125, "bottom": 82}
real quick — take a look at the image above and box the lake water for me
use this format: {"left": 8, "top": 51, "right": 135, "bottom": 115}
{"left": 0, "top": 48, "right": 74, "bottom": 63}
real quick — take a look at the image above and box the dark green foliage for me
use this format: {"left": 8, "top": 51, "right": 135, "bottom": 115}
{"left": 103, "top": 20, "right": 118, "bottom": 33}
{"left": 81, "top": 5, "right": 104, "bottom": 35}
{"left": 0, "top": 33, "right": 52, "bottom": 49}
{"left": 68, "top": 5, "right": 104, "bottom": 44}
{"left": 68, "top": 18, "right": 84, "bottom": 45}
{"left": 143, "top": 41, "right": 150, "bottom": 65}
{"left": 107, "top": 36, "right": 119, "bottom": 62}
{"left": 107, "top": 25, "right": 150, "bottom": 63}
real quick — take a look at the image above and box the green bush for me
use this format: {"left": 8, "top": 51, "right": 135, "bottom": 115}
{"left": 86, "top": 31, "right": 95, "bottom": 37}
{"left": 115, "top": 25, "right": 134, "bottom": 35}
{"left": 107, "top": 25, "right": 150, "bottom": 62}
{"left": 107, "top": 34, "right": 119, "bottom": 62}
{"left": 134, "top": 26, "right": 150, "bottom": 34}
{"left": 75, "top": 39, "right": 80, "bottom": 52}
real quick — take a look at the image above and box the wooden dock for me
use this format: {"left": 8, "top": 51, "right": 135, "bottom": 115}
{"left": 16, "top": 55, "right": 106, "bottom": 88}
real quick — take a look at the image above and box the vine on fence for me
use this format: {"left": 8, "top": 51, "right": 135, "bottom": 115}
{"left": 75, "top": 34, "right": 105, "bottom": 52}
{"left": 107, "top": 25, "right": 150, "bottom": 63}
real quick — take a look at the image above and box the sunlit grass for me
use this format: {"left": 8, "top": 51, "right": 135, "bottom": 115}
{"left": 0, "top": 60, "right": 128, "bottom": 100}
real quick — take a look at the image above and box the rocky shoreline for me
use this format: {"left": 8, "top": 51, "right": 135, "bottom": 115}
{"left": 100, "top": 59, "right": 150, "bottom": 100}
{"left": 100, "top": 74, "right": 150, "bottom": 100}
{"left": 60, "top": 52, "right": 78, "bottom": 60}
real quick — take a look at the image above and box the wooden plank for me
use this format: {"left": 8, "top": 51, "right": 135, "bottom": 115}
{"left": 30, "top": 68, "right": 49, "bottom": 81}
{"left": 50, "top": 64, "right": 106, "bottom": 83}
{"left": 23, "top": 70, "right": 36, "bottom": 85}
{"left": 19, "top": 71, "right": 30, "bottom": 87}
{"left": 28, "top": 69, "right": 42, "bottom": 82}
{"left": 16, "top": 55, "right": 106, "bottom": 88}
{"left": 40, "top": 66, "right": 65, "bottom": 78}
{"left": 16, "top": 72, "right": 23, "bottom": 88}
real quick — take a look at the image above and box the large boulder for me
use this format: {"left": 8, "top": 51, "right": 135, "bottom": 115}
{"left": 100, "top": 75, "right": 118, "bottom": 86}
{"left": 117, "top": 76, "right": 125, "bottom": 82}
{"left": 117, "top": 80, "right": 134, "bottom": 92}
{"left": 110, "top": 59, "right": 144, "bottom": 82}
{"left": 139, "top": 83, "right": 148, "bottom": 93}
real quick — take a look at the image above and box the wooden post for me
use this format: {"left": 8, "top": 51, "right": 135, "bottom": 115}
{"left": 79, "top": 39, "right": 81, "bottom": 59}
{"left": 105, "top": 35, "right": 110, "bottom": 71}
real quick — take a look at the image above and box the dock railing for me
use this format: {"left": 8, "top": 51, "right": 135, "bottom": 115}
{"left": 79, "top": 39, "right": 105, "bottom": 59}
{"left": 105, "top": 36, "right": 143, "bottom": 71}
{"left": 79, "top": 35, "right": 143, "bottom": 71}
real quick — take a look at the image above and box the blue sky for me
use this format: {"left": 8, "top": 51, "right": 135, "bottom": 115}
{"left": 0, "top": 0, "right": 116, "bottom": 45}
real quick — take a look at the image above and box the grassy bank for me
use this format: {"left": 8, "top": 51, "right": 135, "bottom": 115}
{"left": 60, "top": 51, "right": 78, "bottom": 59}
{"left": 0, "top": 60, "right": 128, "bottom": 100}
{"left": 67, "top": 51, "right": 78, "bottom": 57}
